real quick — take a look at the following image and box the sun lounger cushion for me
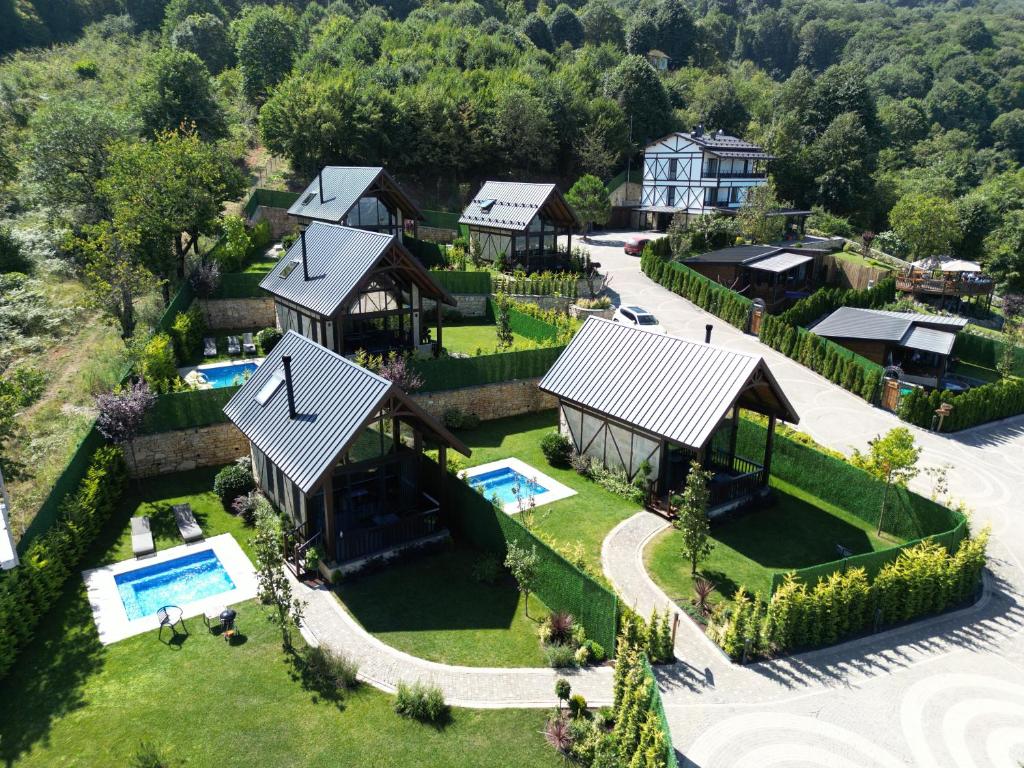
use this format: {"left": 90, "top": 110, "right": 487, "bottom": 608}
{"left": 172, "top": 503, "right": 204, "bottom": 543}
{"left": 227, "top": 336, "right": 241, "bottom": 354}
{"left": 131, "top": 516, "right": 156, "bottom": 557}
{"left": 204, "top": 337, "right": 217, "bottom": 357}
{"left": 242, "top": 332, "right": 256, "bottom": 354}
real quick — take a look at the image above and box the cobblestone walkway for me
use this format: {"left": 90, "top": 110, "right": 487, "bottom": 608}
{"left": 290, "top": 570, "right": 614, "bottom": 709}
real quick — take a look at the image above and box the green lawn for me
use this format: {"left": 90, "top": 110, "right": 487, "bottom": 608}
{"left": 645, "top": 479, "right": 897, "bottom": 610}
{"left": 452, "top": 411, "right": 641, "bottom": 577}
{"left": 951, "top": 359, "right": 1002, "bottom": 384}
{"left": 337, "top": 547, "right": 550, "bottom": 667}
{"left": 0, "top": 467, "right": 560, "bottom": 767}
{"left": 442, "top": 322, "right": 534, "bottom": 356}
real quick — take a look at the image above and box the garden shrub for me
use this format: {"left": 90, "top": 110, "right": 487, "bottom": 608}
{"left": 545, "top": 642, "right": 578, "bottom": 668}
{"left": 140, "top": 333, "right": 179, "bottom": 393}
{"left": 250, "top": 219, "right": 272, "bottom": 253}
{"left": 0, "top": 446, "right": 126, "bottom": 680}
{"left": 213, "top": 462, "right": 255, "bottom": 505}
{"left": 0, "top": 225, "right": 28, "bottom": 273}
{"left": 0, "top": 365, "right": 47, "bottom": 408}
{"left": 215, "top": 215, "right": 253, "bottom": 273}
{"left": 303, "top": 645, "right": 360, "bottom": 692}
{"left": 568, "top": 693, "right": 589, "bottom": 719}
{"left": 169, "top": 303, "right": 205, "bottom": 363}
{"left": 394, "top": 681, "right": 448, "bottom": 722}
{"left": 540, "top": 431, "right": 572, "bottom": 466}
{"left": 255, "top": 327, "right": 282, "bottom": 355}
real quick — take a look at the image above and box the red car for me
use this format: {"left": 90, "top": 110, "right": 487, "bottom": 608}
{"left": 624, "top": 235, "right": 651, "bottom": 256}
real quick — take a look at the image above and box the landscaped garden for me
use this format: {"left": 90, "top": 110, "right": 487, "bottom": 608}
{"left": 441, "top": 321, "right": 535, "bottom": 356}
{"left": 0, "top": 465, "right": 564, "bottom": 768}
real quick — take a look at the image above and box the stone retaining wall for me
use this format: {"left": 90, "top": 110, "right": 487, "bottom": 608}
{"left": 127, "top": 422, "right": 250, "bottom": 478}
{"left": 252, "top": 205, "right": 297, "bottom": 239}
{"left": 507, "top": 294, "right": 573, "bottom": 313}
{"left": 424, "top": 294, "right": 488, "bottom": 318}
{"left": 199, "top": 297, "right": 277, "bottom": 331}
{"left": 412, "top": 378, "right": 555, "bottom": 422}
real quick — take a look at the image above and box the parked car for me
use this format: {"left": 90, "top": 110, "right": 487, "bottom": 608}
{"left": 612, "top": 305, "right": 666, "bottom": 333}
{"left": 624, "top": 235, "right": 651, "bottom": 256}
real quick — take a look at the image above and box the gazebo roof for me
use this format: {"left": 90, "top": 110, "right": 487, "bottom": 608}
{"left": 459, "top": 181, "right": 581, "bottom": 231}
{"left": 287, "top": 166, "right": 424, "bottom": 224}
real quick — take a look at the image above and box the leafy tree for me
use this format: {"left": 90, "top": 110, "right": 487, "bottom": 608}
{"left": 495, "top": 293, "right": 514, "bottom": 348}
{"left": 991, "top": 110, "right": 1024, "bottom": 163}
{"left": 798, "top": 19, "right": 843, "bottom": 72}
{"left": 522, "top": 12, "right": 554, "bottom": 52}
{"left": 504, "top": 540, "right": 539, "bottom": 617}
{"left": 170, "top": 13, "right": 232, "bottom": 74}
{"left": 579, "top": 0, "right": 623, "bottom": 47}
{"left": 134, "top": 47, "right": 227, "bottom": 140}
{"left": 492, "top": 87, "right": 555, "bottom": 174}
{"left": 926, "top": 79, "right": 991, "bottom": 133}
{"left": 123, "top": 0, "right": 171, "bottom": 31}
{"left": 25, "top": 101, "right": 137, "bottom": 225}
{"left": 625, "top": 0, "right": 696, "bottom": 67}
{"left": 233, "top": 4, "right": 298, "bottom": 104}
{"left": 253, "top": 504, "right": 305, "bottom": 650}
{"left": 605, "top": 55, "right": 674, "bottom": 145}
{"left": 95, "top": 379, "right": 156, "bottom": 470}
{"left": 957, "top": 18, "right": 993, "bottom": 52}
{"left": 0, "top": 226, "right": 27, "bottom": 273}
{"left": 547, "top": 4, "right": 583, "bottom": 48}
{"left": 888, "top": 193, "right": 960, "bottom": 262}
{"left": 161, "top": 0, "right": 225, "bottom": 35}
{"left": 736, "top": 182, "right": 789, "bottom": 244}
{"left": 565, "top": 174, "right": 611, "bottom": 237}
{"left": 985, "top": 210, "right": 1024, "bottom": 291}
{"left": 807, "top": 111, "right": 872, "bottom": 214}
{"left": 851, "top": 428, "right": 921, "bottom": 536}
{"left": 554, "top": 678, "right": 571, "bottom": 710}
{"left": 673, "top": 460, "right": 712, "bottom": 575}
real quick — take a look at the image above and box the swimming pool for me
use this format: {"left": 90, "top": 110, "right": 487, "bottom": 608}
{"left": 468, "top": 467, "right": 549, "bottom": 506}
{"left": 115, "top": 549, "right": 236, "bottom": 621}
{"left": 198, "top": 361, "right": 258, "bottom": 389}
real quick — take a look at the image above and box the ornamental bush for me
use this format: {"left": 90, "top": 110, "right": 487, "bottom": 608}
{"left": 394, "top": 681, "right": 448, "bottom": 722}
{"left": 255, "top": 327, "right": 281, "bottom": 354}
{"left": 169, "top": 303, "right": 205, "bottom": 363}
{"left": 213, "top": 462, "right": 255, "bottom": 505}
{"left": 140, "top": 333, "right": 179, "bottom": 393}
{"left": 541, "top": 431, "right": 573, "bottom": 466}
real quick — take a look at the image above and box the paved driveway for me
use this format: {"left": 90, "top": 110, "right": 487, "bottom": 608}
{"left": 579, "top": 231, "right": 1024, "bottom": 767}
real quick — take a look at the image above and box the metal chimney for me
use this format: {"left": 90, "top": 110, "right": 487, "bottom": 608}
{"left": 705, "top": 324, "right": 713, "bottom": 344}
{"left": 300, "top": 229, "right": 309, "bottom": 281}
{"left": 318, "top": 169, "right": 324, "bottom": 202}
{"left": 281, "top": 356, "right": 297, "bottom": 419}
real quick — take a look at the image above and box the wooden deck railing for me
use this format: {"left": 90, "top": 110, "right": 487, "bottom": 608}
{"left": 337, "top": 495, "right": 441, "bottom": 563}
{"left": 708, "top": 449, "right": 766, "bottom": 508}
{"left": 896, "top": 275, "right": 994, "bottom": 297}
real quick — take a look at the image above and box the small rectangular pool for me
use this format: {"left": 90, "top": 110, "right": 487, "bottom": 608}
{"left": 115, "top": 549, "right": 236, "bottom": 621}
{"left": 198, "top": 362, "right": 258, "bottom": 389}
{"left": 468, "top": 467, "right": 549, "bottom": 506}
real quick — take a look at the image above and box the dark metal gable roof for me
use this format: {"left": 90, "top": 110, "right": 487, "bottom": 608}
{"left": 259, "top": 222, "right": 454, "bottom": 317}
{"left": 223, "top": 332, "right": 468, "bottom": 495}
{"left": 539, "top": 318, "right": 798, "bottom": 450}
{"left": 811, "top": 307, "right": 967, "bottom": 344}
{"left": 459, "top": 181, "right": 581, "bottom": 231}
{"left": 287, "top": 166, "right": 424, "bottom": 223}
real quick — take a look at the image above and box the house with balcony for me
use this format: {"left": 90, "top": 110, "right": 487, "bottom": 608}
{"left": 636, "top": 128, "right": 808, "bottom": 232}
{"left": 459, "top": 181, "right": 581, "bottom": 271}
{"left": 287, "top": 166, "right": 424, "bottom": 242}
{"left": 810, "top": 308, "right": 968, "bottom": 389}
{"left": 539, "top": 317, "right": 800, "bottom": 517}
{"left": 223, "top": 331, "right": 470, "bottom": 574}
{"left": 259, "top": 222, "right": 455, "bottom": 358}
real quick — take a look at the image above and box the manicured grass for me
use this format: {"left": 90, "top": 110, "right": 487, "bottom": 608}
{"left": 951, "top": 360, "right": 1001, "bottom": 384}
{"left": 442, "top": 322, "right": 533, "bottom": 356}
{"left": 453, "top": 411, "right": 641, "bottom": 577}
{"left": 645, "top": 479, "right": 897, "bottom": 610}
{"left": 336, "top": 547, "right": 550, "bottom": 667}
{"left": 0, "top": 467, "right": 560, "bottom": 767}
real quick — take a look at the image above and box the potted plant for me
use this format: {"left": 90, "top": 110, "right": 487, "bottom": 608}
{"left": 569, "top": 296, "right": 614, "bottom": 320}
{"left": 303, "top": 546, "right": 322, "bottom": 574}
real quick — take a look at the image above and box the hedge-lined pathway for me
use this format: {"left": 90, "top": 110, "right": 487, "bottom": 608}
{"left": 289, "top": 569, "right": 615, "bottom": 709}
{"left": 587, "top": 231, "right": 1024, "bottom": 767}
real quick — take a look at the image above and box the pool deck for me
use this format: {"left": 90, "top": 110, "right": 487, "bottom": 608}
{"left": 460, "top": 457, "right": 577, "bottom": 514}
{"left": 178, "top": 357, "right": 263, "bottom": 389}
{"left": 82, "top": 533, "right": 258, "bottom": 645}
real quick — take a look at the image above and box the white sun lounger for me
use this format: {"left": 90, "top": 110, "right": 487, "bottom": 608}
{"left": 203, "top": 337, "right": 217, "bottom": 357}
{"left": 131, "top": 516, "right": 156, "bottom": 558}
{"left": 172, "top": 503, "right": 204, "bottom": 543}
{"left": 242, "top": 332, "right": 256, "bottom": 355}
{"left": 227, "top": 336, "right": 241, "bottom": 355}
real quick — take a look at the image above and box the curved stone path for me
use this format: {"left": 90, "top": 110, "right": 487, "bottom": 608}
{"left": 290, "top": 569, "right": 614, "bottom": 709}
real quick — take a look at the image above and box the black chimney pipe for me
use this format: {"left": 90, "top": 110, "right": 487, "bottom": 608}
{"left": 281, "top": 356, "right": 297, "bottom": 419}
{"left": 318, "top": 169, "right": 324, "bottom": 202}
{"left": 705, "top": 324, "right": 713, "bottom": 344}
{"left": 300, "top": 229, "right": 309, "bottom": 281}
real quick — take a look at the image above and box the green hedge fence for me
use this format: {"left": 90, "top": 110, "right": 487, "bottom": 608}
{"left": 413, "top": 346, "right": 565, "bottom": 392}
{"left": 437, "top": 469, "right": 618, "bottom": 654}
{"left": 899, "top": 377, "right": 1024, "bottom": 432}
{"left": 428, "top": 269, "right": 491, "bottom": 294}
{"left": 210, "top": 272, "right": 269, "bottom": 299}
{"left": 243, "top": 188, "right": 300, "bottom": 218}
{"left": 642, "top": 653, "right": 679, "bottom": 768}
{"left": 640, "top": 246, "right": 753, "bottom": 330}
{"left": 141, "top": 386, "right": 240, "bottom": 434}
{"left": 953, "top": 332, "right": 1024, "bottom": 376}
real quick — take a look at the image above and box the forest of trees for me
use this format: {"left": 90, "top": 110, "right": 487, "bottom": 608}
{"left": 1, "top": 0, "right": 1024, "bottom": 284}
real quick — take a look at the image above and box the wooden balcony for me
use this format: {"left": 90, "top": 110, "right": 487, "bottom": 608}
{"left": 336, "top": 493, "right": 442, "bottom": 563}
{"left": 896, "top": 274, "right": 995, "bottom": 298}
{"left": 707, "top": 449, "right": 767, "bottom": 510}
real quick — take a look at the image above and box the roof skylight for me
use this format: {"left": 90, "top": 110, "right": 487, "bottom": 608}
{"left": 280, "top": 259, "right": 301, "bottom": 279}
{"left": 255, "top": 369, "right": 286, "bottom": 406}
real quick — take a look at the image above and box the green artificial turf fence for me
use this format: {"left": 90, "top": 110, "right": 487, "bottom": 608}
{"left": 433, "top": 469, "right": 618, "bottom": 655}
{"left": 429, "top": 269, "right": 492, "bottom": 294}
{"left": 413, "top": 346, "right": 566, "bottom": 392}
{"left": 953, "top": 332, "right": 1024, "bottom": 376}
{"left": 141, "top": 387, "right": 239, "bottom": 434}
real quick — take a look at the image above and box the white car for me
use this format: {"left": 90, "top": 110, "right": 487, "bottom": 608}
{"left": 612, "top": 305, "right": 666, "bottom": 334}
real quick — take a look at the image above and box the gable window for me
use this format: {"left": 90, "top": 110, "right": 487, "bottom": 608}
{"left": 668, "top": 158, "right": 677, "bottom": 179}
{"left": 703, "top": 158, "right": 718, "bottom": 178}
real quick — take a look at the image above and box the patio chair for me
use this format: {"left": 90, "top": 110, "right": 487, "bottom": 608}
{"left": 172, "top": 503, "right": 204, "bottom": 543}
{"left": 157, "top": 605, "right": 187, "bottom": 643}
{"left": 131, "top": 516, "right": 156, "bottom": 558}
{"left": 242, "top": 332, "right": 257, "bottom": 355}
{"left": 203, "top": 337, "right": 217, "bottom": 357}
{"left": 227, "top": 336, "right": 241, "bottom": 355}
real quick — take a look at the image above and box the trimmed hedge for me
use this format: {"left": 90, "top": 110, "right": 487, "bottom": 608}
{"left": 406, "top": 236, "right": 448, "bottom": 269}
{"left": 640, "top": 246, "right": 753, "bottom": 330}
{"left": 642, "top": 652, "right": 678, "bottom": 768}
{"left": 0, "top": 446, "right": 127, "bottom": 679}
{"left": 412, "top": 346, "right": 565, "bottom": 392}
{"left": 156, "top": 282, "right": 195, "bottom": 335}
{"left": 493, "top": 272, "right": 579, "bottom": 298}
{"left": 210, "top": 272, "right": 268, "bottom": 299}
{"left": 428, "top": 269, "right": 491, "bottom": 294}
{"left": 777, "top": 279, "right": 896, "bottom": 327}
{"left": 899, "top": 377, "right": 1024, "bottom": 432}
{"left": 953, "top": 332, "right": 1024, "bottom": 377}
{"left": 422, "top": 209, "right": 462, "bottom": 231}
{"left": 141, "top": 386, "right": 239, "bottom": 434}
{"left": 437, "top": 469, "right": 618, "bottom": 654}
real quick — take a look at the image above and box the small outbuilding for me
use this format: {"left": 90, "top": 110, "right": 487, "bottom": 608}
{"left": 288, "top": 166, "right": 424, "bottom": 241}
{"left": 539, "top": 318, "right": 799, "bottom": 515}
{"left": 459, "top": 181, "right": 581, "bottom": 271}
{"left": 810, "top": 307, "right": 968, "bottom": 389}
{"left": 224, "top": 331, "right": 470, "bottom": 572}
{"left": 260, "top": 222, "right": 455, "bottom": 357}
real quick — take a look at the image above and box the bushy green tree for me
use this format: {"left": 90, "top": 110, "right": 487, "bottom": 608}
{"left": 134, "top": 47, "right": 226, "bottom": 140}
{"left": 851, "top": 427, "right": 921, "bottom": 535}
{"left": 233, "top": 4, "right": 298, "bottom": 104}
{"left": 888, "top": 193, "right": 960, "bottom": 262}
{"left": 170, "top": 13, "right": 232, "bottom": 74}
{"left": 548, "top": 4, "right": 583, "bottom": 48}
{"left": 605, "top": 55, "right": 674, "bottom": 145}
{"left": 566, "top": 174, "right": 611, "bottom": 237}
{"left": 674, "top": 460, "right": 712, "bottom": 575}
{"left": 504, "top": 540, "right": 539, "bottom": 617}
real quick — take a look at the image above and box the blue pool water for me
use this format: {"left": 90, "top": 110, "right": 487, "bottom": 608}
{"left": 200, "top": 362, "right": 258, "bottom": 388}
{"left": 468, "top": 467, "right": 548, "bottom": 506}
{"left": 115, "top": 549, "right": 236, "bottom": 621}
